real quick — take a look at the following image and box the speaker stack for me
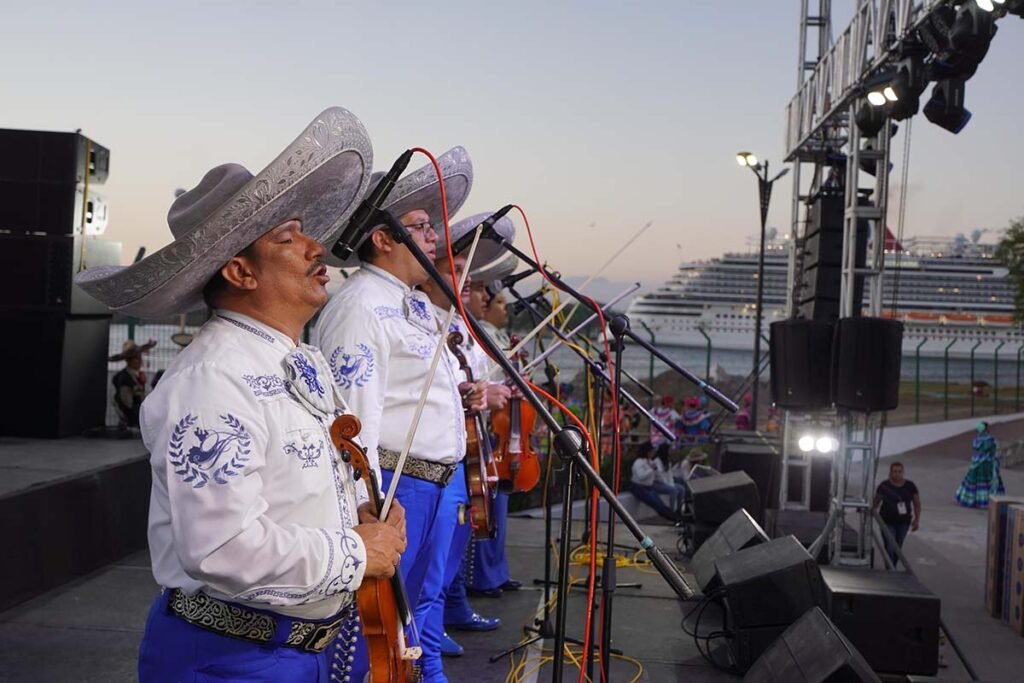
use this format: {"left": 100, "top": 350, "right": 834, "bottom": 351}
{"left": 690, "top": 508, "right": 769, "bottom": 592}
{"left": 769, "top": 317, "right": 903, "bottom": 414}
{"left": 0, "top": 129, "right": 119, "bottom": 438}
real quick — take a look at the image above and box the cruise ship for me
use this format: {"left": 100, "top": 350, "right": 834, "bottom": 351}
{"left": 626, "top": 232, "right": 1023, "bottom": 357}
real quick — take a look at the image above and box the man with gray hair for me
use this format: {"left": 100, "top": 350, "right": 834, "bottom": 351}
{"left": 76, "top": 108, "right": 406, "bottom": 682}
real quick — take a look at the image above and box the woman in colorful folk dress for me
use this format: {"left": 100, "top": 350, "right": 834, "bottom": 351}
{"left": 954, "top": 421, "right": 1006, "bottom": 508}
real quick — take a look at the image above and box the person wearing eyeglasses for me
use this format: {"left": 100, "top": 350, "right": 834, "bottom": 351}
{"left": 313, "top": 147, "right": 480, "bottom": 683}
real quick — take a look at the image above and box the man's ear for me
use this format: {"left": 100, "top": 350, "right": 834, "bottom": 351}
{"left": 370, "top": 229, "right": 393, "bottom": 255}
{"left": 220, "top": 255, "right": 258, "bottom": 291}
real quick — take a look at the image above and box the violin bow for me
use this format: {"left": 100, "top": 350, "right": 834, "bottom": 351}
{"left": 379, "top": 226, "right": 484, "bottom": 520}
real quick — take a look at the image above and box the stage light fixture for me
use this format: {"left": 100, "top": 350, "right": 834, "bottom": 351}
{"left": 854, "top": 100, "right": 888, "bottom": 137}
{"left": 888, "top": 54, "right": 928, "bottom": 121}
{"left": 815, "top": 436, "right": 838, "bottom": 454}
{"left": 798, "top": 435, "right": 815, "bottom": 452}
{"left": 924, "top": 78, "right": 972, "bottom": 134}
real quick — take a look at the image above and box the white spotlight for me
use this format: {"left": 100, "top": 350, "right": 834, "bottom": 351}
{"left": 798, "top": 435, "right": 815, "bottom": 452}
{"left": 883, "top": 86, "right": 899, "bottom": 102}
{"left": 976, "top": 0, "right": 995, "bottom": 10}
{"left": 816, "top": 436, "right": 837, "bottom": 453}
{"left": 867, "top": 90, "right": 888, "bottom": 106}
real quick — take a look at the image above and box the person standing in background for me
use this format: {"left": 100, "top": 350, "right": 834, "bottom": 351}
{"left": 874, "top": 461, "right": 921, "bottom": 565}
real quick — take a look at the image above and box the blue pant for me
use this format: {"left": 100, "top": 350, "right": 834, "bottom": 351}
{"left": 138, "top": 590, "right": 353, "bottom": 682}
{"left": 351, "top": 469, "right": 447, "bottom": 683}
{"left": 430, "top": 464, "right": 476, "bottom": 631}
{"left": 630, "top": 483, "right": 678, "bottom": 521}
{"left": 651, "top": 480, "right": 686, "bottom": 513}
{"left": 468, "top": 491, "right": 510, "bottom": 591}
{"left": 884, "top": 522, "right": 910, "bottom": 566}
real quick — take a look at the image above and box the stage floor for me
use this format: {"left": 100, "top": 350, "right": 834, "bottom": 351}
{"left": 4, "top": 419, "right": 1024, "bottom": 681}
{"left": 0, "top": 434, "right": 147, "bottom": 497}
{"left": 0, "top": 514, "right": 735, "bottom": 682}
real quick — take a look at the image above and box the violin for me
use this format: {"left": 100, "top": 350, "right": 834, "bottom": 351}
{"left": 446, "top": 331, "right": 497, "bottom": 540}
{"left": 491, "top": 335, "right": 541, "bottom": 493}
{"left": 329, "top": 415, "right": 421, "bottom": 683}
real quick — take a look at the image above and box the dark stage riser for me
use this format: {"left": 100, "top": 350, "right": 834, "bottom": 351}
{"left": 0, "top": 456, "right": 151, "bottom": 611}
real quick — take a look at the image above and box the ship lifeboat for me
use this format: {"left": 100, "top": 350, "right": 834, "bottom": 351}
{"left": 944, "top": 313, "right": 978, "bottom": 324}
{"left": 982, "top": 314, "right": 1016, "bottom": 325}
{"left": 906, "top": 312, "right": 941, "bottom": 321}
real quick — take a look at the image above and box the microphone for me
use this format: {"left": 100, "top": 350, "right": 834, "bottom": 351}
{"left": 509, "top": 288, "right": 550, "bottom": 316}
{"left": 331, "top": 149, "right": 413, "bottom": 261}
{"left": 485, "top": 265, "right": 537, "bottom": 299}
{"left": 450, "top": 204, "right": 514, "bottom": 255}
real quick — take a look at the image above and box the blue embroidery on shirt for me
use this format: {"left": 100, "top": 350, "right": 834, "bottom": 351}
{"left": 284, "top": 432, "right": 324, "bottom": 469}
{"left": 373, "top": 305, "right": 403, "bottom": 320}
{"left": 407, "top": 339, "right": 434, "bottom": 360}
{"left": 324, "top": 531, "right": 363, "bottom": 595}
{"left": 242, "top": 374, "right": 288, "bottom": 398}
{"left": 169, "top": 413, "right": 252, "bottom": 488}
{"left": 292, "top": 353, "right": 325, "bottom": 397}
{"left": 408, "top": 296, "right": 430, "bottom": 322}
{"left": 221, "top": 316, "right": 276, "bottom": 344}
{"left": 329, "top": 344, "right": 375, "bottom": 389}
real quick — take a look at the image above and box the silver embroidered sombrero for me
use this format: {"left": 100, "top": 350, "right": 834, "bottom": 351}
{"left": 75, "top": 107, "right": 373, "bottom": 319}
{"left": 327, "top": 145, "right": 473, "bottom": 268}
{"left": 445, "top": 211, "right": 516, "bottom": 270}
{"left": 469, "top": 252, "right": 518, "bottom": 284}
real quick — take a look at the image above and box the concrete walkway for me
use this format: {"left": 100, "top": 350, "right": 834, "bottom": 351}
{"left": 884, "top": 419, "right": 1024, "bottom": 683}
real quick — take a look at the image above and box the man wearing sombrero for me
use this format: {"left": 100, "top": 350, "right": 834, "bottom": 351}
{"left": 76, "top": 107, "right": 407, "bottom": 682}
{"left": 109, "top": 338, "right": 156, "bottom": 428}
{"left": 418, "top": 213, "right": 519, "bottom": 657}
{"left": 459, "top": 253, "right": 522, "bottom": 602}
{"left": 313, "top": 147, "right": 480, "bottom": 683}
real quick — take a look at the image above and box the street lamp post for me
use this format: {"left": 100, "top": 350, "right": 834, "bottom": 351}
{"left": 736, "top": 152, "right": 789, "bottom": 430}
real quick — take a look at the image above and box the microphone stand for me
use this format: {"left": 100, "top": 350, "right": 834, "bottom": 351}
{"left": 378, "top": 209, "right": 694, "bottom": 683}
{"left": 506, "top": 284, "right": 665, "bottom": 566}
{"left": 491, "top": 237, "right": 739, "bottom": 414}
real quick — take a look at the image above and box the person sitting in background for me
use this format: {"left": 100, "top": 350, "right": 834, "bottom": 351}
{"left": 630, "top": 442, "right": 681, "bottom": 522}
{"left": 110, "top": 339, "right": 156, "bottom": 428}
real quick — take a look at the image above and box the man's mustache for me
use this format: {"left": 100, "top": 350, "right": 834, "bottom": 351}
{"left": 306, "top": 259, "right": 324, "bottom": 276}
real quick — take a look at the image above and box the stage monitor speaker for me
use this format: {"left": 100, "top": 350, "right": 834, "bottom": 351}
{"left": 715, "top": 432, "right": 782, "bottom": 521}
{"left": 717, "top": 535, "right": 826, "bottom": 630}
{"left": 691, "top": 509, "right": 769, "bottom": 592}
{"left": 769, "top": 319, "right": 834, "bottom": 411}
{"left": 831, "top": 317, "right": 903, "bottom": 412}
{"left": 821, "top": 567, "right": 939, "bottom": 676}
{"left": 742, "top": 607, "right": 881, "bottom": 682}
{"left": 0, "top": 129, "right": 109, "bottom": 235}
{"left": 689, "top": 471, "right": 760, "bottom": 525}
{"left": 0, "top": 234, "right": 121, "bottom": 315}
{"left": 0, "top": 311, "right": 110, "bottom": 438}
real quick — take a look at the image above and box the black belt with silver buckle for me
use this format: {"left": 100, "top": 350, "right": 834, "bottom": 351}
{"left": 167, "top": 589, "right": 350, "bottom": 654}
{"left": 378, "top": 447, "right": 458, "bottom": 486}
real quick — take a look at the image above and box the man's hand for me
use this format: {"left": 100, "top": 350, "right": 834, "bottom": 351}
{"left": 357, "top": 500, "right": 407, "bottom": 542}
{"left": 460, "top": 381, "right": 486, "bottom": 413}
{"left": 486, "top": 382, "right": 512, "bottom": 411}
{"left": 354, "top": 519, "right": 407, "bottom": 579}
{"left": 911, "top": 519, "right": 920, "bottom": 532}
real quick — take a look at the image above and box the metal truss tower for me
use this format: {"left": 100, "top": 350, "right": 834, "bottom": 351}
{"left": 780, "top": 1, "right": 951, "bottom": 565}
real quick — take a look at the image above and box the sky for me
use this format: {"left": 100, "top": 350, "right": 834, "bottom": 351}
{"left": 3, "top": 1, "right": 1023, "bottom": 292}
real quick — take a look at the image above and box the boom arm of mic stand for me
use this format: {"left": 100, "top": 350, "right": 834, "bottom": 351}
{"left": 506, "top": 285, "right": 674, "bottom": 441}
{"left": 380, "top": 210, "right": 695, "bottom": 601}
{"left": 498, "top": 238, "right": 738, "bottom": 414}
